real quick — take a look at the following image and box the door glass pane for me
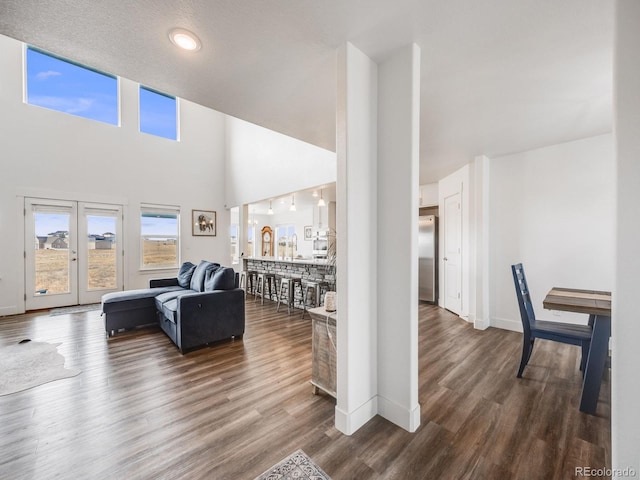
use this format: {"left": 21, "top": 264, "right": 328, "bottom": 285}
{"left": 87, "top": 215, "right": 117, "bottom": 290}
{"left": 34, "top": 212, "right": 70, "bottom": 295}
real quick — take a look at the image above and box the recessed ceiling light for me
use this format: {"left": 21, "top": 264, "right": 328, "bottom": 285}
{"left": 169, "top": 28, "right": 202, "bottom": 52}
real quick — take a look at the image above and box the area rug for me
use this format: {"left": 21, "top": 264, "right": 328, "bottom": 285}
{"left": 254, "top": 450, "right": 331, "bottom": 480}
{"left": 49, "top": 303, "right": 101, "bottom": 316}
{"left": 0, "top": 341, "right": 81, "bottom": 396}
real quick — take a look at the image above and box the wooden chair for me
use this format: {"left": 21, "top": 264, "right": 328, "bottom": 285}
{"left": 511, "top": 263, "right": 592, "bottom": 378}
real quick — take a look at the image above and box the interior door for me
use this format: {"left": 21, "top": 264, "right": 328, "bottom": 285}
{"left": 443, "top": 192, "right": 462, "bottom": 314}
{"left": 26, "top": 198, "right": 123, "bottom": 310}
{"left": 25, "top": 198, "right": 78, "bottom": 310}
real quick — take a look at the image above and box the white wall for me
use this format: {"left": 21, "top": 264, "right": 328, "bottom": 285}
{"left": 489, "top": 134, "right": 615, "bottom": 331}
{"left": 224, "top": 116, "right": 336, "bottom": 208}
{"left": 0, "top": 34, "right": 229, "bottom": 315}
{"left": 613, "top": 0, "right": 640, "bottom": 472}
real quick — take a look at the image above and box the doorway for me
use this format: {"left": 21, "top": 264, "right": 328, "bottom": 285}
{"left": 25, "top": 198, "right": 123, "bottom": 310}
{"left": 442, "top": 192, "right": 462, "bottom": 315}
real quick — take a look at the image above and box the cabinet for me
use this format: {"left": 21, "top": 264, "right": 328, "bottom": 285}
{"left": 419, "top": 183, "right": 439, "bottom": 207}
{"left": 308, "top": 307, "right": 337, "bottom": 398}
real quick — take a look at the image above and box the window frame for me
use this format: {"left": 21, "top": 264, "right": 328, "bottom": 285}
{"left": 138, "top": 85, "right": 178, "bottom": 141}
{"left": 139, "top": 205, "right": 180, "bottom": 271}
{"left": 24, "top": 45, "right": 120, "bottom": 126}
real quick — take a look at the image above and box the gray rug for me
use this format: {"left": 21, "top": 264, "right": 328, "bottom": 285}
{"left": 50, "top": 303, "right": 101, "bottom": 316}
{"left": 254, "top": 450, "right": 331, "bottom": 480}
{"left": 0, "top": 341, "right": 81, "bottom": 396}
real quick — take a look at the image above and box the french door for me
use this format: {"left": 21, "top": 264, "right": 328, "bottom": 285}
{"left": 25, "top": 198, "right": 123, "bottom": 310}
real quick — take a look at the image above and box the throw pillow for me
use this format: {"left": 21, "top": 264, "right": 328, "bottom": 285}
{"left": 205, "top": 267, "right": 236, "bottom": 291}
{"left": 177, "top": 262, "right": 196, "bottom": 288}
{"left": 202, "top": 263, "right": 220, "bottom": 288}
{"left": 190, "top": 260, "right": 213, "bottom": 292}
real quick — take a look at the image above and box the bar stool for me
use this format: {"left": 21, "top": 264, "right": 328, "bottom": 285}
{"left": 247, "top": 270, "right": 258, "bottom": 296}
{"left": 239, "top": 271, "right": 247, "bottom": 291}
{"left": 239, "top": 270, "right": 258, "bottom": 297}
{"left": 276, "top": 276, "right": 303, "bottom": 315}
{"left": 254, "top": 272, "right": 277, "bottom": 305}
{"left": 301, "top": 280, "right": 330, "bottom": 318}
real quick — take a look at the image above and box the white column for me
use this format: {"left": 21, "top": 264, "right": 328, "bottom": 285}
{"left": 239, "top": 204, "right": 248, "bottom": 264}
{"left": 376, "top": 43, "right": 421, "bottom": 432}
{"left": 613, "top": 0, "right": 640, "bottom": 473}
{"left": 335, "top": 42, "right": 421, "bottom": 435}
{"left": 470, "top": 155, "right": 490, "bottom": 330}
{"left": 335, "top": 42, "right": 379, "bottom": 435}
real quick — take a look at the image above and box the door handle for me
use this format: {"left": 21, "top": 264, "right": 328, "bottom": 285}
{"left": 444, "top": 257, "right": 448, "bottom": 261}
{"left": 72, "top": 258, "right": 77, "bottom": 261}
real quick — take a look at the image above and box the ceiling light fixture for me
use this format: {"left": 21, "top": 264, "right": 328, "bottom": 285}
{"left": 268, "top": 201, "right": 274, "bottom": 215}
{"left": 312, "top": 191, "right": 318, "bottom": 198}
{"left": 169, "top": 28, "right": 202, "bottom": 52}
{"left": 290, "top": 195, "right": 296, "bottom": 212}
{"left": 317, "top": 189, "right": 326, "bottom": 207}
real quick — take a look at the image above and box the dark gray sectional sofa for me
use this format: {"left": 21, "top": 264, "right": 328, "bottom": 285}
{"left": 101, "top": 260, "right": 245, "bottom": 353}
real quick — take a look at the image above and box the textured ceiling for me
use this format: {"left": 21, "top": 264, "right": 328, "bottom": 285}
{"left": 0, "top": 0, "right": 613, "bottom": 183}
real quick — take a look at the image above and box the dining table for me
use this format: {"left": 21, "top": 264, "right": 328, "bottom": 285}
{"left": 543, "top": 287, "right": 611, "bottom": 414}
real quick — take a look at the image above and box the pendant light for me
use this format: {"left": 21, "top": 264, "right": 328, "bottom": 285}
{"left": 267, "top": 200, "right": 274, "bottom": 215}
{"left": 290, "top": 195, "right": 296, "bottom": 211}
{"left": 317, "top": 189, "right": 326, "bottom": 207}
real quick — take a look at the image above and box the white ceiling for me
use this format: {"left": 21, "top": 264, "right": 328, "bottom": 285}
{"left": 0, "top": 0, "right": 613, "bottom": 183}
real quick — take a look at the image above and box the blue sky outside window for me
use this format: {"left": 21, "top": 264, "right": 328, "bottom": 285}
{"left": 139, "top": 86, "right": 177, "bottom": 140}
{"left": 26, "top": 47, "right": 118, "bottom": 125}
{"left": 141, "top": 212, "right": 178, "bottom": 238}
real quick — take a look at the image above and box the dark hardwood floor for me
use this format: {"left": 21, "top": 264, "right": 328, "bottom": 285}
{"left": 0, "top": 299, "right": 610, "bottom": 479}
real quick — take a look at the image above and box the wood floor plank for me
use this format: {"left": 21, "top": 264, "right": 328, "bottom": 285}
{"left": 0, "top": 299, "right": 610, "bottom": 479}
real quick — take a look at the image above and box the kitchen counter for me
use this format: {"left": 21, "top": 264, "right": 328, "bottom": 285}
{"left": 242, "top": 257, "right": 335, "bottom": 302}
{"left": 243, "top": 256, "right": 328, "bottom": 265}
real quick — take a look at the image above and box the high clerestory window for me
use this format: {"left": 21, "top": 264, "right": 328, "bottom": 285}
{"left": 25, "top": 46, "right": 119, "bottom": 126}
{"left": 139, "top": 86, "right": 178, "bottom": 140}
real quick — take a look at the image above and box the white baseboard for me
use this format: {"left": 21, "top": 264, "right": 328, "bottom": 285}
{"left": 0, "top": 305, "right": 19, "bottom": 317}
{"left": 378, "top": 395, "right": 421, "bottom": 433}
{"left": 492, "top": 316, "right": 522, "bottom": 332}
{"left": 335, "top": 396, "right": 378, "bottom": 436}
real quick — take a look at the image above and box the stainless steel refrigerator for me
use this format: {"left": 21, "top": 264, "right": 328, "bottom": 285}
{"left": 418, "top": 215, "right": 438, "bottom": 303}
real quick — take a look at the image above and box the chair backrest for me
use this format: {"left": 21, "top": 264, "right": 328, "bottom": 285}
{"left": 511, "top": 263, "right": 536, "bottom": 335}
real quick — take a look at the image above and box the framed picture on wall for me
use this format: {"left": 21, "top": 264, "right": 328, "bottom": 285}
{"left": 304, "top": 225, "right": 313, "bottom": 241}
{"left": 192, "top": 210, "right": 216, "bottom": 236}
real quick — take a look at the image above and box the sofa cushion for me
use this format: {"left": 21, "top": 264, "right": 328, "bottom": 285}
{"left": 160, "top": 299, "right": 179, "bottom": 323}
{"left": 154, "top": 289, "right": 196, "bottom": 311}
{"left": 102, "top": 286, "right": 183, "bottom": 313}
{"left": 205, "top": 266, "right": 236, "bottom": 291}
{"left": 177, "top": 262, "right": 196, "bottom": 288}
{"left": 189, "top": 260, "right": 212, "bottom": 292}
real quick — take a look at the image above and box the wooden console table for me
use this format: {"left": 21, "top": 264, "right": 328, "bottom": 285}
{"left": 308, "top": 306, "right": 337, "bottom": 398}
